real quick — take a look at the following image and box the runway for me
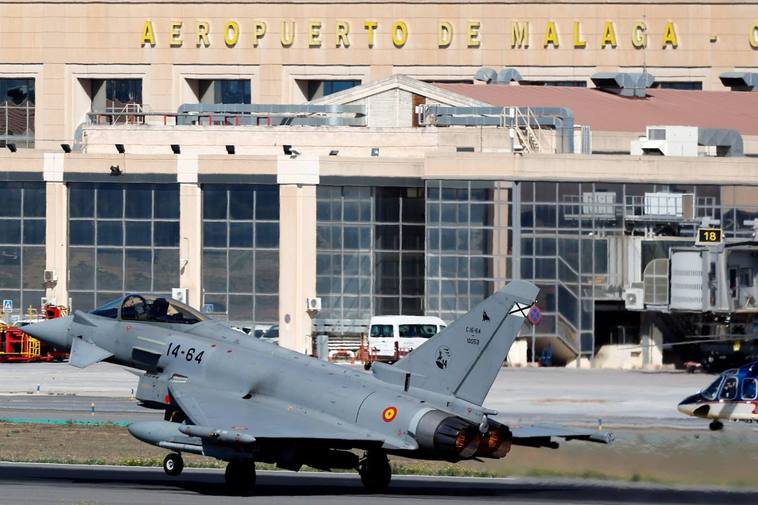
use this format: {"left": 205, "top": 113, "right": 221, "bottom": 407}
{"left": 0, "top": 463, "right": 754, "bottom": 505}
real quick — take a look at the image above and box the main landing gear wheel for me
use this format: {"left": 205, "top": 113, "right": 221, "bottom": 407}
{"left": 709, "top": 420, "right": 724, "bottom": 431}
{"left": 225, "top": 460, "right": 256, "bottom": 496}
{"left": 359, "top": 451, "right": 392, "bottom": 493}
{"left": 163, "top": 453, "right": 184, "bottom": 477}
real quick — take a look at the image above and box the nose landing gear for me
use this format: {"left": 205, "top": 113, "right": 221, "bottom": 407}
{"left": 163, "top": 453, "right": 184, "bottom": 476}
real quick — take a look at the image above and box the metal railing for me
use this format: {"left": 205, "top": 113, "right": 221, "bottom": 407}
{"left": 0, "top": 101, "right": 34, "bottom": 148}
{"left": 87, "top": 103, "right": 367, "bottom": 128}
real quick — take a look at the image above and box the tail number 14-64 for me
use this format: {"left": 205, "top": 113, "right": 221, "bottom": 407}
{"left": 166, "top": 342, "right": 205, "bottom": 364}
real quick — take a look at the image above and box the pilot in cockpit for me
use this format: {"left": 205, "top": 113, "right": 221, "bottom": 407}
{"left": 149, "top": 297, "right": 170, "bottom": 322}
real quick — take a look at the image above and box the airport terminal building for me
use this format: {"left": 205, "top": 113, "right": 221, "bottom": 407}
{"left": 1, "top": 0, "right": 758, "bottom": 364}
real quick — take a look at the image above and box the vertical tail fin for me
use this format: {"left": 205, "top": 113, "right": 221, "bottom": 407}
{"left": 394, "top": 280, "right": 539, "bottom": 405}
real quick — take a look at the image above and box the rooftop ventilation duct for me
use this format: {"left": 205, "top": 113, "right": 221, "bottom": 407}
{"left": 719, "top": 72, "right": 758, "bottom": 92}
{"left": 495, "top": 68, "right": 523, "bottom": 84}
{"left": 698, "top": 128, "right": 743, "bottom": 157}
{"left": 474, "top": 67, "right": 497, "bottom": 84}
{"left": 590, "top": 72, "right": 654, "bottom": 98}
{"left": 474, "top": 67, "right": 522, "bottom": 85}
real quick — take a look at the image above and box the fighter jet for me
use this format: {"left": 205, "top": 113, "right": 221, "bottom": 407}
{"left": 24, "top": 280, "right": 611, "bottom": 495}
{"left": 678, "top": 361, "right": 758, "bottom": 430}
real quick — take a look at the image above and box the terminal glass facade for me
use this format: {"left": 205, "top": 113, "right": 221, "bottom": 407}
{"left": 315, "top": 185, "right": 425, "bottom": 329}
{"left": 425, "top": 180, "right": 510, "bottom": 322}
{"left": 0, "top": 182, "right": 45, "bottom": 314}
{"left": 514, "top": 181, "right": 723, "bottom": 356}
{"left": 68, "top": 183, "right": 180, "bottom": 311}
{"left": 201, "top": 184, "right": 279, "bottom": 326}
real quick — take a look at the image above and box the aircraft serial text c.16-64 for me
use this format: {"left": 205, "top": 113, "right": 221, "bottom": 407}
{"left": 24, "top": 281, "right": 611, "bottom": 495}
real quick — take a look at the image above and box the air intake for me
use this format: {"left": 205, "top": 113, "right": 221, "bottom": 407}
{"left": 719, "top": 72, "right": 758, "bottom": 92}
{"left": 591, "top": 72, "right": 654, "bottom": 98}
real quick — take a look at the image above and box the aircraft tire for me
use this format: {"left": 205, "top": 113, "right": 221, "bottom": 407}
{"left": 709, "top": 420, "right": 724, "bottom": 431}
{"left": 163, "top": 453, "right": 184, "bottom": 477}
{"left": 359, "top": 451, "right": 392, "bottom": 493}
{"left": 225, "top": 460, "right": 256, "bottom": 496}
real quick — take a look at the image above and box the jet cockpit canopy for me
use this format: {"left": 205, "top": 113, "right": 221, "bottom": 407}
{"left": 91, "top": 294, "right": 206, "bottom": 325}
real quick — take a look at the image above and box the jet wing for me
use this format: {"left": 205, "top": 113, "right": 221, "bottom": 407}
{"left": 168, "top": 381, "right": 386, "bottom": 444}
{"left": 506, "top": 423, "right": 613, "bottom": 447}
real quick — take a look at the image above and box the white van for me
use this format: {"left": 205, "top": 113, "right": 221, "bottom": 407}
{"left": 367, "top": 315, "right": 446, "bottom": 367}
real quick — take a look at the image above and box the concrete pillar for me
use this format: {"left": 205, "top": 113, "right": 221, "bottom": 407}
{"left": 179, "top": 183, "right": 202, "bottom": 309}
{"left": 641, "top": 313, "right": 664, "bottom": 368}
{"left": 277, "top": 156, "right": 318, "bottom": 353}
{"left": 43, "top": 153, "right": 68, "bottom": 307}
{"left": 44, "top": 181, "right": 68, "bottom": 307}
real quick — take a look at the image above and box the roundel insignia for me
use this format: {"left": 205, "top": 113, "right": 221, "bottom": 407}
{"left": 382, "top": 406, "right": 398, "bottom": 423}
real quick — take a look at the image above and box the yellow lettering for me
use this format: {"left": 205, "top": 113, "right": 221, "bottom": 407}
{"left": 336, "top": 20, "right": 350, "bottom": 48}
{"left": 601, "top": 21, "right": 617, "bottom": 48}
{"left": 281, "top": 20, "right": 295, "bottom": 47}
{"left": 364, "top": 20, "right": 378, "bottom": 48}
{"left": 253, "top": 20, "right": 267, "bottom": 47}
{"left": 141, "top": 20, "right": 156, "bottom": 47}
{"left": 438, "top": 21, "right": 453, "bottom": 47}
{"left": 632, "top": 21, "right": 647, "bottom": 49}
{"left": 224, "top": 21, "right": 239, "bottom": 47}
{"left": 512, "top": 21, "right": 529, "bottom": 48}
{"left": 751, "top": 23, "right": 758, "bottom": 49}
{"left": 392, "top": 20, "right": 407, "bottom": 48}
{"left": 543, "top": 20, "right": 559, "bottom": 48}
{"left": 169, "top": 21, "right": 183, "bottom": 47}
{"left": 662, "top": 21, "right": 678, "bottom": 48}
{"left": 467, "top": 21, "right": 481, "bottom": 48}
{"left": 572, "top": 21, "right": 586, "bottom": 48}
{"left": 196, "top": 20, "right": 210, "bottom": 47}
{"left": 308, "top": 20, "right": 322, "bottom": 47}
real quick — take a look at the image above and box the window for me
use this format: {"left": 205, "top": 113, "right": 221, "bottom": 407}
{"left": 370, "top": 325, "right": 393, "bottom": 338}
{"left": 651, "top": 81, "right": 702, "bottom": 90}
{"left": 201, "top": 184, "right": 279, "bottom": 326}
{"left": 720, "top": 377, "right": 738, "bottom": 400}
{"left": 120, "top": 295, "right": 205, "bottom": 324}
{"left": 68, "top": 183, "right": 180, "bottom": 311}
{"left": 196, "top": 79, "right": 251, "bottom": 104}
{"left": 315, "top": 185, "right": 424, "bottom": 329}
{"left": 701, "top": 376, "right": 723, "bottom": 400}
{"left": 742, "top": 378, "right": 757, "bottom": 400}
{"left": 299, "top": 80, "right": 361, "bottom": 101}
{"left": 0, "top": 182, "right": 45, "bottom": 314}
{"left": 89, "top": 79, "right": 143, "bottom": 116}
{"left": 399, "top": 324, "right": 437, "bottom": 338}
{"left": 0, "top": 78, "right": 35, "bottom": 148}
{"left": 426, "top": 180, "right": 508, "bottom": 322}
{"left": 520, "top": 80, "right": 587, "bottom": 87}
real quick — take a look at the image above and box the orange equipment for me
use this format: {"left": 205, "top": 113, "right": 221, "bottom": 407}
{"left": 0, "top": 304, "right": 69, "bottom": 363}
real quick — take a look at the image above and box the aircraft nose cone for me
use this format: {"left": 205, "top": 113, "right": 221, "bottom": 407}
{"left": 21, "top": 316, "right": 73, "bottom": 349}
{"left": 677, "top": 394, "right": 701, "bottom": 416}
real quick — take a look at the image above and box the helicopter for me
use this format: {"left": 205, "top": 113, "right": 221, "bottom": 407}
{"left": 678, "top": 361, "right": 758, "bottom": 430}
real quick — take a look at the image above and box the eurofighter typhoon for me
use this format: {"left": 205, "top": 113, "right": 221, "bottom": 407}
{"left": 24, "top": 280, "right": 611, "bottom": 494}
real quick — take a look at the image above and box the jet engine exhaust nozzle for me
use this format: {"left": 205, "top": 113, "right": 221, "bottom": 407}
{"left": 413, "top": 410, "right": 481, "bottom": 460}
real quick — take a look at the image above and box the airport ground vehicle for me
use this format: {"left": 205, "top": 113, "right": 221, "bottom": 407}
{"left": 365, "top": 315, "right": 446, "bottom": 369}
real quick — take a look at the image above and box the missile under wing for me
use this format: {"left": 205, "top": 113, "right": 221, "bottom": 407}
{"left": 24, "top": 281, "right": 611, "bottom": 495}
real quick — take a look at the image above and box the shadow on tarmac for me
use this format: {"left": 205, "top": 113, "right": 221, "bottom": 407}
{"left": 1, "top": 464, "right": 757, "bottom": 504}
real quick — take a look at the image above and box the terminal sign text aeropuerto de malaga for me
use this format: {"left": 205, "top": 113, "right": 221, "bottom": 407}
{"left": 139, "top": 19, "right": 758, "bottom": 50}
